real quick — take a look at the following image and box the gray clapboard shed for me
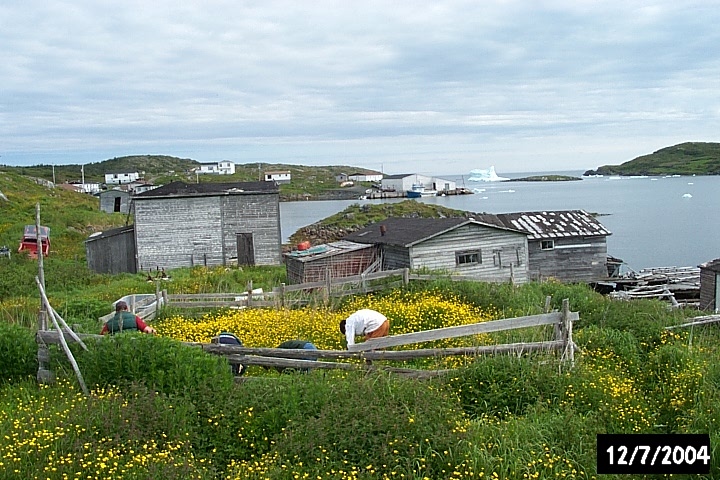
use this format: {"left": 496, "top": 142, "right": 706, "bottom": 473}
{"left": 85, "top": 225, "right": 137, "bottom": 274}
{"left": 478, "top": 210, "right": 611, "bottom": 283}
{"left": 133, "top": 181, "right": 281, "bottom": 271}
{"left": 99, "top": 189, "right": 132, "bottom": 214}
{"left": 699, "top": 258, "right": 720, "bottom": 312}
{"left": 344, "top": 217, "right": 529, "bottom": 283}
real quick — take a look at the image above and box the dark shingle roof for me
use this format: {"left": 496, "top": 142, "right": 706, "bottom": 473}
{"left": 483, "top": 210, "right": 612, "bottom": 239}
{"left": 134, "top": 181, "right": 278, "bottom": 198}
{"left": 343, "top": 217, "right": 523, "bottom": 247}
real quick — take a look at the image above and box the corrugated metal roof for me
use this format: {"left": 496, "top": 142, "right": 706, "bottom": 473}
{"left": 490, "top": 210, "right": 611, "bottom": 240}
{"left": 284, "top": 240, "right": 374, "bottom": 262}
{"left": 134, "top": 181, "right": 278, "bottom": 198}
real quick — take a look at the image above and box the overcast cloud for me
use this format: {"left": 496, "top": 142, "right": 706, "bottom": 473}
{"left": 1, "top": 1, "right": 718, "bottom": 174}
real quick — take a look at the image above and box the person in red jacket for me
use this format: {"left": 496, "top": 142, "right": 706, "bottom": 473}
{"left": 101, "top": 301, "right": 157, "bottom": 335}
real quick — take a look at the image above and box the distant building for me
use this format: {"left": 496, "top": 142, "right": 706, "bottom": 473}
{"left": 99, "top": 189, "right": 132, "bottom": 214}
{"left": 59, "top": 181, "right": 101, "bottom": 194}
{"left": 126, "top": 181, "right": 157, "bottom": 194}
{"left": 335, "top": 173, "right": 349, "bottom": 183}
{"left": 348, "top": 172, "right": 383, "bottom": 183}
{"left": 380, "top": 174, "right": 455, "bottom": 194}
{"left": 132, "top": 181, "right": 281, "bottom": 270}
{"left": 105, "top": 171, "right": 140, "bottom": 185}
{"left": 264, "top": 171, "right": 291, "bottom": 184}
{"left": 198, "top": 161, "right": 236, "bottom": 175}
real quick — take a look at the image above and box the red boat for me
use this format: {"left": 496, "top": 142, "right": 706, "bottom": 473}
{"left": 18, "top": 225, "right": 50, "bottom": 258}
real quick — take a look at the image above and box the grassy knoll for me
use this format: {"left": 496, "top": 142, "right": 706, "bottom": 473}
{"left": 2, "top": 277, "right": 719, "bottom": 479}
{"left": 585, "top": 142, "right": 720, "bottom": 176}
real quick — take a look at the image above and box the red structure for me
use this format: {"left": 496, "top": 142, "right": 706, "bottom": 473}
{"left": 18, "top": 225, "right": 50, "bottom": 258}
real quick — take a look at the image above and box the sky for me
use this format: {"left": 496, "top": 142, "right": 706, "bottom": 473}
{"left": 1, "top": 1, "right": 719, "bottom": 175}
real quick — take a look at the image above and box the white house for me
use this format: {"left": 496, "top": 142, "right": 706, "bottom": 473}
{"left": 105, "top": 171, "right": 140, "bottom": 185}
{"left": 264, "top": 171, "right": 291, "bottom": 184}
{"left": 198, "top": 161, "right": 236, "bottom": 175}
{"left": 348, "top": 172, "right": 383, "bottom": 182}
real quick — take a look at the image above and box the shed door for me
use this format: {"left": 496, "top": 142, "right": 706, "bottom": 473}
{"left": 114, "top": 197, "right": 121, "bottom": 212}
{"left": 236, "top": 233, "right": 255, "bottom": 266}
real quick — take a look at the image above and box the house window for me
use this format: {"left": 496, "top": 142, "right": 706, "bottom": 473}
{"left": 456, "top": 250, "right": 481, "bottom": 266}
{"left": 541, "top": 240, "right": 554, "bottom": 250}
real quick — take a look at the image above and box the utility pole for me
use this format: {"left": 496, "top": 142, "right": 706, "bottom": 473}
{"left": 52, "top": 165, "right": 56, "bottom": 185}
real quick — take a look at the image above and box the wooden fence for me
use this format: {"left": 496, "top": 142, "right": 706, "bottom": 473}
{"left": 152, "top": 268, "right": 495, "bottom": 313}
{"left": 40, "top": 298, "right": 578, "bottom": 381}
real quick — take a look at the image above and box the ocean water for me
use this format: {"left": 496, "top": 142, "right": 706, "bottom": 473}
{"left": 280, "top": 172, "right": 720, "bottom": 271}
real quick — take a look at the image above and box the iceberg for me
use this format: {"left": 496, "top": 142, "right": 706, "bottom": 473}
{"left": 468, "top": 166, "right": 510, "bottom": 182}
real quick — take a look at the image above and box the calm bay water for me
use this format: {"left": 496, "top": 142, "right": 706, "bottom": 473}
{"left": 280, "top": 172, "right": 720, "bottom": 271}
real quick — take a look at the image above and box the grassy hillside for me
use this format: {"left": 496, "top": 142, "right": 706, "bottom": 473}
{"left": 289, "top": 200, "right": 472, "bottom": 245}
{"left": 5, "top": 155, "right": 200, "bottom": 184}
{"left": 0, "top": 170, "right": 127, "bottom": 258}
{"left": 585, "top": 142, "right": 720, "bottom": 176}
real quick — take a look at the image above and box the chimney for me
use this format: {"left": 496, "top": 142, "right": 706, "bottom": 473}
{"left": 380, "top": 225, "right": 387, "bottom": 236}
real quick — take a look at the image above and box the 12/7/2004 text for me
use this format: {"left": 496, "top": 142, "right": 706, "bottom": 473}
{"left": 597, "top": 434, "right": 710, "bottom": 475}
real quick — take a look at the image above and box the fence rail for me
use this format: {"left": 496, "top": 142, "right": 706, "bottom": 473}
{"left": 44, "top": 298, "right": 577, "bottom": 378}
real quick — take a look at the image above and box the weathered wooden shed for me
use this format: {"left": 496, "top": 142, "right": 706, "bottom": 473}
{"left": 284, "top": 240, "right": 380, "bottom": 285}
{"left": 133, "top": 181, "right": 281, "bottom": 271}
{"left": 99, "top": 189, "right": 132, "bottom": 214}
{"left": 84, "top": 225, "right": 137, "bottom": 274}
{"left": 699, "top": 258, "right": 720, "bottom": 312}
{"left": 344, "top": 217, "right": 529, "bottom": 283}
{"left": 479, "top": 210, "right": 612, "bottom": 283}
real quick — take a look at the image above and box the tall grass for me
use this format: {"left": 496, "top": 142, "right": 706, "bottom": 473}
{"left": 3, "top": 277, "right": 720, "bottom": 478}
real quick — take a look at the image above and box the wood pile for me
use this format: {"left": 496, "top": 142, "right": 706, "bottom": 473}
{"left": 609, "top": 266, "right": 700, "bottom": 307}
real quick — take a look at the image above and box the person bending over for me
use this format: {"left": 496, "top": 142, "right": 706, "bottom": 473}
{"left": 339, "top": 309, "right": 389, "bottom": 349}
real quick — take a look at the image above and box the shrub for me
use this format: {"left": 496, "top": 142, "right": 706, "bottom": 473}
{"left": 0, "top": 322, "right": 37, "bottom": 382}
{"left": 71, "top": 333, "right": 233, "bottom": 398}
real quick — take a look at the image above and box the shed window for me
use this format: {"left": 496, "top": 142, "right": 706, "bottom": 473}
{"left": 541, "top": 240, "right": 554, "bottom": 250}
{"left": 456, "top": 250, "right": 481, "bottom": 266}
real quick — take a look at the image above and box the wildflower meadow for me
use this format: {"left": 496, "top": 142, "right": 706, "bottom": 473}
{"left": 2, "top": 276, "right": 720, "bottom": 479}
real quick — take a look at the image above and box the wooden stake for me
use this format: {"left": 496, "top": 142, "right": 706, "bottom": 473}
{"left": 35, "top": 277, "right": 89, "bottom": 395}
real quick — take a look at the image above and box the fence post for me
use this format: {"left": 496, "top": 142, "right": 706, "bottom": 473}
{"left": 246, "top": 280, "right": 253, "bottom": 308}
{"left": 403, "top": 268, "right": 409, "bottom": 286}
{"left": 361, "top": 273, "right": 367, "bottom": 293}
{"left": 280, "top": 283, "right": 286, "bottom": 308}
{"left": 155, "top": 281, "right": 161, "bottom": 313}
{"left": 324, "top": 271, "right": 332, "bottom": 302}
{"left": 162, "top": 289, "right": 168, "bottom": 308}
{"left": 561, "top": 298, "right": 574, "bottom": 366}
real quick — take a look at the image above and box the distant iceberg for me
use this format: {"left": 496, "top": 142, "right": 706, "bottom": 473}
{"left": 468, "top": 166, "right": 510, "bottom": 182}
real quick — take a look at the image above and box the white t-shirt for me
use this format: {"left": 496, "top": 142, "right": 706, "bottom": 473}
{"left": 344, "top": 309, "right": 387, "bottom": 346}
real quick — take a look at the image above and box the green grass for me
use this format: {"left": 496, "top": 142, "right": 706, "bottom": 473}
{"left": 3, "top": 279, "right": 720, "bottom": 479}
